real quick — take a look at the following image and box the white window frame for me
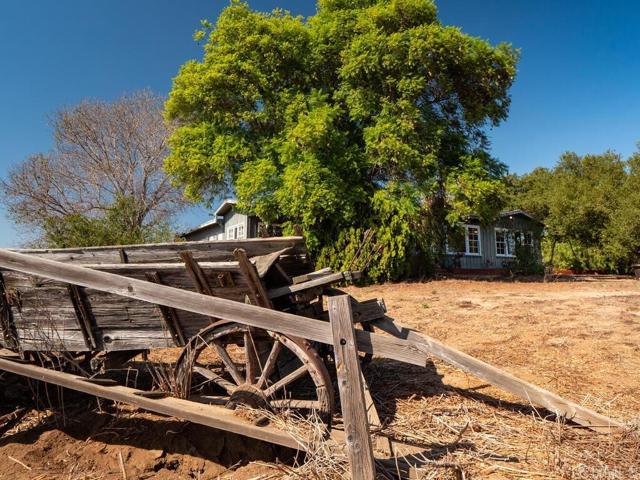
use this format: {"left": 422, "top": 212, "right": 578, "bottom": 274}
{"left": 495, "top": 228, "right": 515, "bottom": 257}
{"left": 446, "top": 224, "right": 482, "bottom": 256}
{"left": 237, "top": 225, "right": 245, "bottom": 240}
{"left": 464, "top": 225, "right": 482, "bottom": 256}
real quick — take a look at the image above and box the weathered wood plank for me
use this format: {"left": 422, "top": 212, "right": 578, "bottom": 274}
{"left": 145, "top": 271, "right": 186, "bottom": 346}
{"left": 81, "top": 262, "right": 240, "bottom": 272}
{"left": 292, "top": 267, "right": 332, "bottom": 284}
{"left": 0, "top": 249, "right": 430, "bottom": 366}
{"left": 320, "top": 298, "right": 386, "bottom": 324}
{"left": 180, "top": 251, "right": 214, "bottom": 296}
{"left": 0, "top": 356, "right": 302, "bottom": 450}
{"left": 234, "top": 248, "right": 271, "bottom": 308}
{"left": 251, "top": 247, "right": 292, "bottom": 278}
{"left": 12, "top": 237, "right": 307, "bottom": 265}
{"left": 372, "top": 317, "right": 625, "bottom": 433}
{"left": 329, "top": 295, "right": 376, "bottom": 479}
{"left": 267, "top": 271, "right": 362, "bottom": 300}
{"left": 67, "top": 285, "right": 98, "bottom": 349}
{"left": 0, "top": 272, "right": 19, "bottom": 349}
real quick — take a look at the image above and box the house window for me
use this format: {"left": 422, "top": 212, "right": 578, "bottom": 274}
{"left": 226, "top": 225, "right": 246, "bottom": 240}
{"left": 466, "top": 226, "right": 480, "bottom": 255}
{"left": 495, "top": 228, "right": 515, "bottom": 257}
{"left": 522, "top": 232, "right": 533, "bottom": 247}
{"left": 446, "top": 225, "right": 481, "bottom": 256}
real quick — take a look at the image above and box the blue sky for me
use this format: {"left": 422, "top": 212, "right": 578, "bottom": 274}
{"left": 1, "top": 1, "right": 639, "bottom": 247}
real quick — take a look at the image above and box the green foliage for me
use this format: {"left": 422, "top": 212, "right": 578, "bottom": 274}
{"left": 511, "top": 150, "right": 640, "bottom": 273}
{"left": 165, "top": 0, "right": 518, "bottom": 279}
{"left": 42, "top": 196, "right": 173, "bottom": 248}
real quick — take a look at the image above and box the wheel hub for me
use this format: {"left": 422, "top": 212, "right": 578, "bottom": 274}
{"left": 226, "top": 384, "right": 271, "bottom": 411}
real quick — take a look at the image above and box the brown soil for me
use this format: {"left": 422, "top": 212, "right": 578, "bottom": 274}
{"left": 0, "top": 279, "right": 638, "bottom": 479}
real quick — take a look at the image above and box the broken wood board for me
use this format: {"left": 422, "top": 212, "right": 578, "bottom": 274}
{"left": 372, "top": 317, "right": 625, "bottom": 433}
{"left": 267, "top": 271, "right": 362, "bottom": 299}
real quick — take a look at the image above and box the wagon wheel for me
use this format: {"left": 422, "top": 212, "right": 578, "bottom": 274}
{"left": 176, "top": 323, "right": 334, "bottom": 428}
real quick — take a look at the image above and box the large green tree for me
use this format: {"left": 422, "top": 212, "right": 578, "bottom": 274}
{"left": 510, "top": 150, "right": 640, "bottom": 273}
{"left": 165, "top": 0, "right": 518, "bottom": 280}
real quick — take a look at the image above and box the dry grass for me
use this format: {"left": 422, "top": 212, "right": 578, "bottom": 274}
{"left": 1, "top": 279, "right": 638, "bottom": 479}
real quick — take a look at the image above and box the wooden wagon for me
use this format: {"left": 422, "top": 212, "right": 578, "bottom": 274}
{"left": 0, "top": 237, "right": 624, "bottom": 478}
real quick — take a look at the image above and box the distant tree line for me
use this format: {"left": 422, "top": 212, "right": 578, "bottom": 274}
{"left": 508, "top": 149, "right": 640, "bottom": 273}
{"left": 1, "top": 91, "right": 186, "bottom": 247}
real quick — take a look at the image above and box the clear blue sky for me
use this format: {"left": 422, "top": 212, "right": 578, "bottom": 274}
{"left": 1, "top": 1, "right": 639, "bottom": 247}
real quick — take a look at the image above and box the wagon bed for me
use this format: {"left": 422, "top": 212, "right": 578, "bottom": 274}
{"left": 0, "top": 237, "right": 314, "bottom": 352}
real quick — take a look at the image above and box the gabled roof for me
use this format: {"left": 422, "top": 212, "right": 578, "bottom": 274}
{"left": 466, "top": 209, "right": 544, "bottom": 226}
{"left": 214, "top": 199, "right": 237, "bottom": 217}
{"left": 499, "top": 209, "right": 544, "bottom": 225}
{"left": 181, "top": 199, "right": 238, "bottom": 237}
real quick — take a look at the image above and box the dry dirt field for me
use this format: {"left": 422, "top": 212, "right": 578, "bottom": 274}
{"left": 0, "top": 279, "right": 638, "bottom": 479}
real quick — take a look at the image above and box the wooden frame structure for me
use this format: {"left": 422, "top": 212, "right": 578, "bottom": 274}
{"left": 0, "top": 239, "right": 626, "bottom": 479}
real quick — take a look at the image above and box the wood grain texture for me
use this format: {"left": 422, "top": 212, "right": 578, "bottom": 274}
{"left": 267, "top": 271, "right": 362, "bottom": 299}
{"left": 234, "top": 248, "right": 271, "bottom": 308}
{"left": 372, "top": 317, "right": 625, "bottom": 433}
{"left": 0, "top": 249, "right": 430, "bottom": 366}
{"left": 13, "top": 237, "right": 307, "bottom": 265}
{"left": 329, "top": 295, "right": 376, "bottom": 479}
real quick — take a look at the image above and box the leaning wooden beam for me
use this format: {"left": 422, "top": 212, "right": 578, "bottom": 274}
{"left": 145, "top": 272, "right": 186, "bottom": 346}
{"left": 292, "top": 267, "right": 332, "bottom": 284}
{"left": 0, "top": 356, "right": 301, "bottom": 450}
{"left": 0, "top": 272, "right": 19, "bottom": 350}
{"left": 329, "top": 295, "right": 376, "bottom": 479}
{"left": 67, "top": 285, "right": 98, "bottom": 350}
{"left": 320, "top": 297, "right": 387, "bottom": 324}
{"left": 372, "top": 317, "right": 624, "bottom": 433}
{"left": 0, "top": 249, "right": 429, "bottom": 367}
{"left": 234, "top": 248, "right": 271, "bottom": 308}
{"left": 268, "top": 271, "right": 362, "bottom": 299}
{"left": 180, "top": 251, "right": 213, "bottom": 296}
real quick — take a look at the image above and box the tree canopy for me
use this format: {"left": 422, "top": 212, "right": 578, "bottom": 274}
{"left": 2, "top": 91, "right": 186, "bottom": 247}
{"left": 165, "top": 0, "right": 518, "bottom": 280}
{"left": 510, "top": 150, "right": 640, "bottom": 273}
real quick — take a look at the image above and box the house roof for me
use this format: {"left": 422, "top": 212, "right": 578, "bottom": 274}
{"left": 466, "top": 209, "right": 544, "bottom": 225}
{"left": 214, "top": 199, "right": 237, "bottom": 217}
{"left": 181, "top": 217, "right": 221, "bottom": 237}
{"left": 181, "top": 199, "right": 238, "bottom": 238}
{"left": 499, "top": 209, "right": 544, "bottom": 225}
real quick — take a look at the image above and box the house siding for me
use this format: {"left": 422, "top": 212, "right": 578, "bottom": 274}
{"left": 443, "top": 215, "right": 543, "bottom": 270}
{"left": 183, "top": 207, "right": 257, "bottom": 242}
{"left": 184, "top": 223, "right": 223, "bottom": 242}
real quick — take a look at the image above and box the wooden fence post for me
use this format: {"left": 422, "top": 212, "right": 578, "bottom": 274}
{"left": 329, "top": 295, "right": 376, "bottom": 480}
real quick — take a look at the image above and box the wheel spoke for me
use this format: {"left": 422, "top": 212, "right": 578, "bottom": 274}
{"left": 244, "top": 329, "right": 260, "bottom": 384}
{"left": 211, "top": 341, "right": 244, "bottom": 385}
{"left": 256, "top": 340, "right": 283, "bottom": 389}
{"left": 263, "top": 364, "right": 308, "bottom": 397}
{"left": 193, "top": 364, "right": 237, "bottom": 395}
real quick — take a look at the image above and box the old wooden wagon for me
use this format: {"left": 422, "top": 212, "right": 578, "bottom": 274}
{"left": 0, "top": 237, "right": 625, "bottom": 478}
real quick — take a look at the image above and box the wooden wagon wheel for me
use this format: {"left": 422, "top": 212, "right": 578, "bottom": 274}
{"left": 176, "top": 322, "right": 334, "bottom": 428}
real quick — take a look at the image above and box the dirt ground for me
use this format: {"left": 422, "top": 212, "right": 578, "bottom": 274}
{"left": 0, "top": 279, "right": 638, "bottom": 479}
